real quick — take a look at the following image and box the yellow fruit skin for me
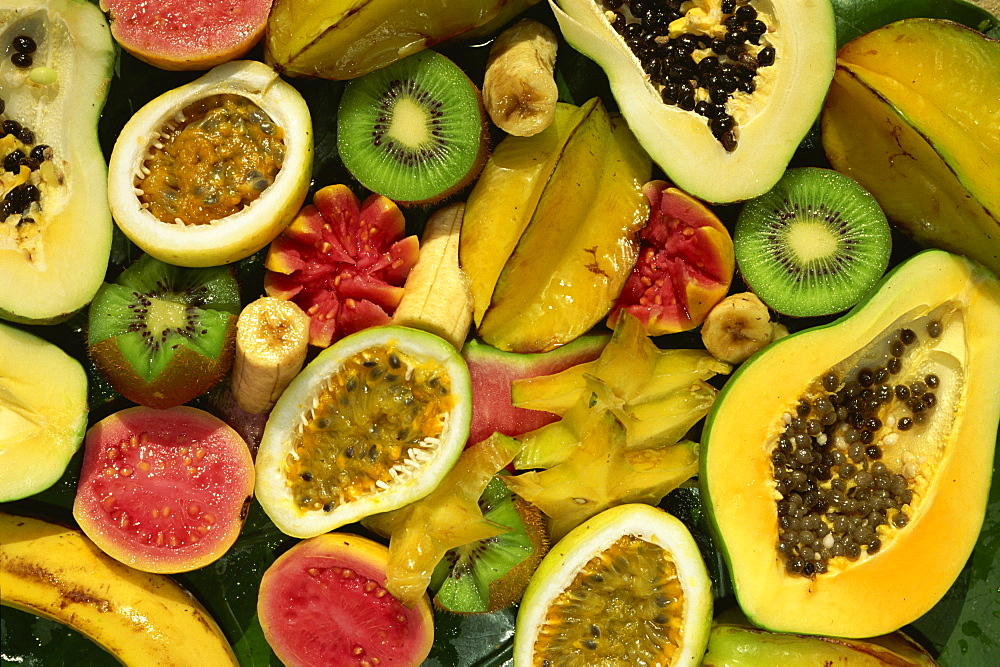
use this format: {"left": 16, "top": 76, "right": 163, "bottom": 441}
{"left": 474, "top": 98, "right": 651, "bottom": 352}
{"left": 0, "top": 513, "right": 238, "bottom": 666}
{"left": 265, "top": 0, "right": 540, "bottom": 80}
{"left": 822, "top": 19, "right": 1000, "bottom": 275}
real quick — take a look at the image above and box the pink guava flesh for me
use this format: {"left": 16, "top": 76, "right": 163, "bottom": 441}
{"left": 72, "top": 406, "right": 254, "bottom": 573}
{"left": 258, "top": 534, "right": 434, "bottom": 666}
{"left": 101, "top": 0, "right": 272, "bottom": 67}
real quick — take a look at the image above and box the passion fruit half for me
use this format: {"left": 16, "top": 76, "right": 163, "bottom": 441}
{"left": 255, "top": 325, "right": 472, "bottom": 538}
{"left": 107, "top": 59, "right": 312, "bottom": 267}
{"left": 514, "top": 503, "right": 712, "bottom": 666}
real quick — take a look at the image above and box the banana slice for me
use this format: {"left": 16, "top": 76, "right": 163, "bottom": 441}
{"left": 700, "top": 292, "right": 789, "bottom": 364}
{"left": 231, "top": 296, "right": 310, "bottom": 414}
{"left": 483, "top": 18, "right": 559, "bottom": 137}
{"left": 0, "top": 512, "right": 237, "bottom": 666}
{"left": 392, "top": 203, "right": 473, "bottom": 349}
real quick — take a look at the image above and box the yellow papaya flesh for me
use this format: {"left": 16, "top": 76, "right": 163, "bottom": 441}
{"left": 702, "top": 249, "right": 1000, "bottom": 638}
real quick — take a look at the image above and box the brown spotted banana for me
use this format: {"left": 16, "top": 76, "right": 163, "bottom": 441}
{"left": 483, "top": 18, "right": 559, "bottom": 136}
{"left": 392, "top": 202, "right": 474, "bottom": 349}
{"left": 0, "top": 512, "right": 238, "bottom": 666}
{"left": 231, "top": 296, "right": 310, "bottom": 414}
{"left": 700, "top": 292, "right": 789, "bottom": 364}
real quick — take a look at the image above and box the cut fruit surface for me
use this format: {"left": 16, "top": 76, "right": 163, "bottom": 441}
{"left": 100, "top": 0, "right": 272, "bottom": 71}
{"left": 0, "top": 322, "right": 88, "bottom": 502}
{"left": 264, "top": 184, "right": 419, "bottom": 348}
{"left": 107, "top": 60, "right": 312, "bottom": 267}
{"left": 72, "top": 406, "right": 254, "bottom": 574}
{"left": 702, "top": 249, "right": 1000, "bottom": 637}
{"left": 337, "top": 49, "right": 488, "bottom": 205}
{"left": 514, "top": 503, "right": 712, "bottom": 666}
{"left": 0, "top": 0, "right": 115, "bottom": 323}
{"left": 258, "top": 532, "right": 434, "bottom": 667}
{"left": 255, "top": 325, "right": 472, "bottom": 538}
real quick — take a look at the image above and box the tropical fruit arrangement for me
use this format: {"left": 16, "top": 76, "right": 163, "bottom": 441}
{"left": 2, "top": 0, "right": 999, "bottom": 664}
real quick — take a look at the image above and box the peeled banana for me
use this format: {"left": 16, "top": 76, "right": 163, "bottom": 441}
{"left": 483, "top": 18, "right": 559, "bottom": 137}
{"left": 231, "top": 296, "right": 311, "bottom": 414}
{"left": 392, "top": 203, "right": 474, "bottom": 349}
{"left": 700, "top": 292, "right": 789, "bottom": 364}
{"left": 0, "top": 512, "right": 238, "bottom": 666}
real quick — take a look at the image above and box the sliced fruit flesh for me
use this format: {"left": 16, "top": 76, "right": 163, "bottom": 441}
{"left": 285, "top": 344, "right": 455, "bottom": 514}
{"left": 138, "top": 94, "right": 285, "bottom": 225}
{"left": 533, "top": 534, "right": 685, "bottom": 664}
{"left": 596, "top": 0, "right": 781, "bottom": 153}
{"left": 769, "top": 303, "right": 962, "bottom": 578}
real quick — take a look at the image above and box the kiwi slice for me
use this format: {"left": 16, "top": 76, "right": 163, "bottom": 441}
{"left": 430, "top": 476, "right": 548, "bottom": 614}
{"left": 88, "top": 254, "right": 241, "bottom": 409}
{"left": 336, "top": 49, "right": 488, "bottom": 205}
{"left": 734, "top": 168, "right": 891, "bottom": 317}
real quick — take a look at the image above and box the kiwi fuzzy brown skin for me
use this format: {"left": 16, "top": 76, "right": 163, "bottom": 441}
{"left": 87, "top": 255, "right": 241, "bottom": 409}
{"left": 337, "top": 49, "right": 492, "bottom": 207}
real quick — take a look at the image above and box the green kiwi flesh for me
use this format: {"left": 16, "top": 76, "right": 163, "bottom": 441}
{"left": 337, "top": 49, "right": 487, "bottom": 205}
{"left": 87, "top": 254, "right": 240, "bottom": 408}
{"left": 430, "top": 476, "right": 548, "bottom": 614}
{"left": 735, "top": 168, "right": 891, "bottom": 317}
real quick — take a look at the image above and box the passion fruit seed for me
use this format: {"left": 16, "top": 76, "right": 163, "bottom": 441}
{"left": 771, "top": 320, "right": 946, "bottom": 577}
{"left": 602, "top": 0, "right": 774, "bottom": 152}
{"left": 137, "top": 94, "right": 284, "bottom": 226}
{"left": 287, "top": 344, "right": 454, "bottom": 513}
{"left": 533, "top": 535, "right": 684, "bottom": 665}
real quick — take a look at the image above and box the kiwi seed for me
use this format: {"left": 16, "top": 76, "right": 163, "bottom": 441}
{"left": 734, "top": 168, "right": 892, "bottom": 317}
{"left": 336, "top": 49, "right": 488, "bottom": 206}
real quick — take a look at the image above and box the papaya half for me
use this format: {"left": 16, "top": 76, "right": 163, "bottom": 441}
{"left": 701, "top": 249, "right": 1000, "bottom": 638}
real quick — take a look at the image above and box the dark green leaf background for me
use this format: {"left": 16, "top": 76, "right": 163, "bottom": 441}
{"left": 3, "top": 0, "right": 999, "bottom": 665}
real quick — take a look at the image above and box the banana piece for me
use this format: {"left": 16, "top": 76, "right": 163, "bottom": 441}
{"left": 0, "top": 512, "right": 238, "bottom": 666}
{"left": 701, "top": 292, "right": 789, "bottom": 364}
{"left": 231, "top": 296, "right": 310, "bottom": 414}
{"left": 482, "top": 18, "right": 559, "bottom": 136}
{"left": 392, "top": 203, "right": 474, "bottom": 349}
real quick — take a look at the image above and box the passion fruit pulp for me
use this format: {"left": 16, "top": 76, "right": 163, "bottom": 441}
{"left": 107, "top": 59, "right": 312, "bottom": 267}
{"left": 514, "top": 503, "right": 712, "bottom": 666}
{"left": 255, "top": 325, "right": 472, "bottom": 538}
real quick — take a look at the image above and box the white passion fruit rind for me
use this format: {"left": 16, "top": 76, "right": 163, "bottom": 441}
{"left": 514, "top": 503, "right": 713, "bottom": 666}
{"left": 255, "top": 325, "right": 472, "bottom": 539}
{"left": 107, "top": 60, "right": 313, "bottom": 267}
{"left": 550, "top": 0, "right": 836, "bottom": 203}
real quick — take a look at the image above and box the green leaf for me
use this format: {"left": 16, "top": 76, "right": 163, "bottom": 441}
{"left": 832, "top": 0, "right": 1000, "bottom": 47}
